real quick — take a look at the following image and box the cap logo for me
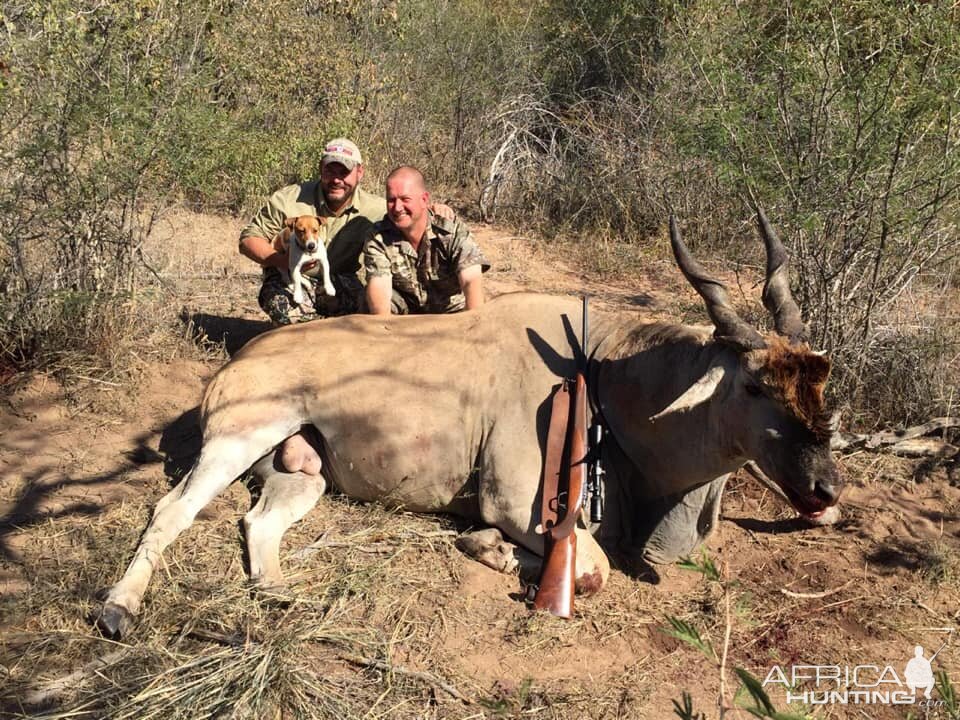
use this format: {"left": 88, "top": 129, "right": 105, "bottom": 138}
{"left": 325, "top": 144, "right": 354, "bottom": 156}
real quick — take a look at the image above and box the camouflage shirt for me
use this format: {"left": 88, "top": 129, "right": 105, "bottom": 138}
{"left": 364, "top": 214, "right": 490, "bottom": 314}
{"left": 240, "top": 183, "right": 386, "bottom": 280}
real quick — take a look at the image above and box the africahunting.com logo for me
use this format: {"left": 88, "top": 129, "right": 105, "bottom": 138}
{"left": 762, "top": 642, "right": 949, "bottom": 708}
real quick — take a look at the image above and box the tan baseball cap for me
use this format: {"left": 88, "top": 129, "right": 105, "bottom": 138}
{"left": 321, "top": 138, "right": 363, "bottom": 170}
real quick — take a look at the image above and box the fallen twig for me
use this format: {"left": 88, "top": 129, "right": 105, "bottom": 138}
{"left": 185, "top": 627, "right": 249, "bottom": 647}
{"left": 293, "top": 529, "right": 457, "bottom": 559}
{"left": 913, "top": 598, "right": 951, "bottom": 622}
{"left": 24, "top": 648, "right": 130, "bottom": 705}
{"left": 292, "top": 538, "right": 395, "bottom": 558}
{"left": 832, "top": 416, "right": 958, "bottom": 456}
{"left": 718, "top": 570, "right": 733, "bottom": 719}
{"left": 339, "top": 652, "right": 469, "bottom": 702}
{"left": 780, "top": 579, "right": 854, "bottom": 599}
{"left": 866, "top": 417, "right": 959, "bottom": 448}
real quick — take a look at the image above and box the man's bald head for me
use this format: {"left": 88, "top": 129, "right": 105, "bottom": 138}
{"left": 385, "top": 166, "right": 431, "bottom": 242}
{"left": 386, "top": 165, "right": 427, "bottom": 193}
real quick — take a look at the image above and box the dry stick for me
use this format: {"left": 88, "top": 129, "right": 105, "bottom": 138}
{"left": 186, "top": 627, "right": 248, "bottom": 647}
{"left": 913, "top": 599, "right": 951, "bottom": 622}
{"left": 833, "top": 417, "right": 959, "bottom": 454}
{"left": 293, "top": 540, "right": 394, "bottom": 557}
{"left": 780, "top": 579, "right": 855, "bottom": 599}
{"left": 338, "top": 652, "right": 469, "bottom": 703}
{"left": 24, "top": 648, "right": 130, "bottom": 706}
{"left": 798, "top": 595, "right": 866, "bottom": 620}
{"left": 866, "top": 417, "right": 960, "bottom": 448}
{"left": 718, "top": 576, "right": 735, "bottom": 720}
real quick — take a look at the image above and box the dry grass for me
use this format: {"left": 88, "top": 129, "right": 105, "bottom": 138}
{"left": 4, "top": 466, "right": 958, "bottom": 719}
{"left": 2, "top": 491, "right": 470, "bottom": 719}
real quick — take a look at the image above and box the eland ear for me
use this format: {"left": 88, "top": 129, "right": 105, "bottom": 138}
{"left": 649, "top": 365, "right": 727, "bottom": 422}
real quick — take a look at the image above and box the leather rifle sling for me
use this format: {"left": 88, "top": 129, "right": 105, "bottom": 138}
{"left": 546, "top": 373, "right": 588, "bottom": 539}
{"left": 540, "top": 380, "right": 572, "bottom": 535}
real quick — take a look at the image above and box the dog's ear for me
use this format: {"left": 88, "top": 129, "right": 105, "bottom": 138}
{"left": 315, "top": 215, "right": 326, "bottom": 226}
{"left": 284, "top": 216, "right": 297, "bottom": 229}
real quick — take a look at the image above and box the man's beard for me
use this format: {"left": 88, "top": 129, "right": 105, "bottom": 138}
{"left": 324, "top": 184, "right": 355, "bottom": 210}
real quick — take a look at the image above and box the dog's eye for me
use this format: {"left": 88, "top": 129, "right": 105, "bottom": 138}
{"left": 745, "top": 382, "right": 764, "bottom": 397}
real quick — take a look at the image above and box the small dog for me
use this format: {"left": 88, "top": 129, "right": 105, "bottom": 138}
{"left": 272, "top": 215, "right": 336, "bottom": 306}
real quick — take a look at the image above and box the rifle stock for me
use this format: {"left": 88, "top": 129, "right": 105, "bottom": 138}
{"left": 534, "top": 372, "right": 588, "bottom": 618}
{"left": 533, "top": 530, "right": 576, "bottom": 617}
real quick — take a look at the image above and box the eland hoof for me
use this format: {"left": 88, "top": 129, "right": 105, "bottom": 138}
{"left": 96, "top": 602, "right": 135, "bottom": 639}
{"left": 250, "top": 580, "right": 294, "bottom": 607}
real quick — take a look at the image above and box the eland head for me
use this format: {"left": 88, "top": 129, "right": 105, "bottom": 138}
{"left": 663, "top": 212, "right": 842, "bottom": 519}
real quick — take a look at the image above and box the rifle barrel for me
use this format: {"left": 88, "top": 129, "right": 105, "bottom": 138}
{"left": 581, "top": 296, "right": 589, "bottom": 371}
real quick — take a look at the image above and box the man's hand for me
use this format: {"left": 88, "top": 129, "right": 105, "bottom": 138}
{"left": 430, "top": 202, "right": 456, "bottom": 222}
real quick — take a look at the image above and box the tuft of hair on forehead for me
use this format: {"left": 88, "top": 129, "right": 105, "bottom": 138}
{"left": 760, "top": 335, "right": 833, "bottom": 441}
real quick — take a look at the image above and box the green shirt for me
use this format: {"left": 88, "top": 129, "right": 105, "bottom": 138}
{"left": 240, "top": 182, "right": 386, "bottom": 279}
{"left": 364, "top": 214, "right": 490, "bottom": 314}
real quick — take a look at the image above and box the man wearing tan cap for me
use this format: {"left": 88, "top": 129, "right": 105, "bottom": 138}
{"left": 239, "top": 139, "right": 455, "bottom": 325}
{"left": 238, "top": 138, "right": 381, "bottom": 324}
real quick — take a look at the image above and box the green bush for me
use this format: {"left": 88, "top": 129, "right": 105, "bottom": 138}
{"left": 657, "top": 0, "right": 960, "bottom": 424}
{"left": 479, "top": 0, "right": 960, "bottom": 426}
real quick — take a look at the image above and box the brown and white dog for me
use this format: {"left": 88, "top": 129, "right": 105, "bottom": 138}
{"left": 272, "top": 215, "right": 336, "bottom": 306}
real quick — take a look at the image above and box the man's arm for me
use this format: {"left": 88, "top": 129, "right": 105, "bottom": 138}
{"left": 239, "top": 234, "right": 288, "bottom": 269}
{"left": 363, "top": 232, "right": 395, "bottom": 315}
{"left": 446, "top": 219, "right": 488, "bottom": 311}
{"left": 238, "top": 189, "right": 292, "bottom": 269}
{"left": 459, "top": 264, "right": 484, "bottom": 310}
{"left": 366, "top": 274, "right": 394, "bottom": 315}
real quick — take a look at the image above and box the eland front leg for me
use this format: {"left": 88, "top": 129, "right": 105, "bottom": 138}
{"left": 454, "top": 525, "right": 609, "bottom": 596}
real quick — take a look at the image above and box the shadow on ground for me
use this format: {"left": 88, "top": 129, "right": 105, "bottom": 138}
{"left": 0, "top": 406, "right": 204, "bottom": 566}
{"left": 125, "top": 406, "right": 203, "bottom": 484}
{"left": 725, "top": 515, "right": 820, "bottom": 534}
{"left": 183, "top": 311, "right": 272, "bottom": 356}
{"left": 866, "top": 537, "right": 952, "bottom": 575}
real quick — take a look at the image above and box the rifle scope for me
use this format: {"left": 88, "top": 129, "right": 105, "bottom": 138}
{"left": 588, "top": 423, "right": 604, "bottom": 523}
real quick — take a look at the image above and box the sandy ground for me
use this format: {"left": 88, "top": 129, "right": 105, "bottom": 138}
{"left": 1, "top": 208, "right": 958, "bottom": 719}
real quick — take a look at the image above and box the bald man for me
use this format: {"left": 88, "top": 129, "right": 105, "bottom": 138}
{"left": 364, "top": 166, "right": 489, "bottom": 315}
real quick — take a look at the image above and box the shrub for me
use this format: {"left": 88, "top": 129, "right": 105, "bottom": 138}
{"left": 1, "top": 0, "right": 956, "bottom": 428}
{"left": 659, "top": 0, "right": 960, "bottom": 425}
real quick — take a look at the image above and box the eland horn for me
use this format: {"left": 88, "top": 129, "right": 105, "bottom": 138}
{"left": 669, "top": 216, "right": 766, "bottom": 351}
{"left": 757, "top": 209, "right": 808, "bottom": 344}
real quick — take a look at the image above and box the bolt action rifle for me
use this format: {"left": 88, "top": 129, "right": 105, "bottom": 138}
{"left": 533, "top": 296, "right": 593, "bottom": 618}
